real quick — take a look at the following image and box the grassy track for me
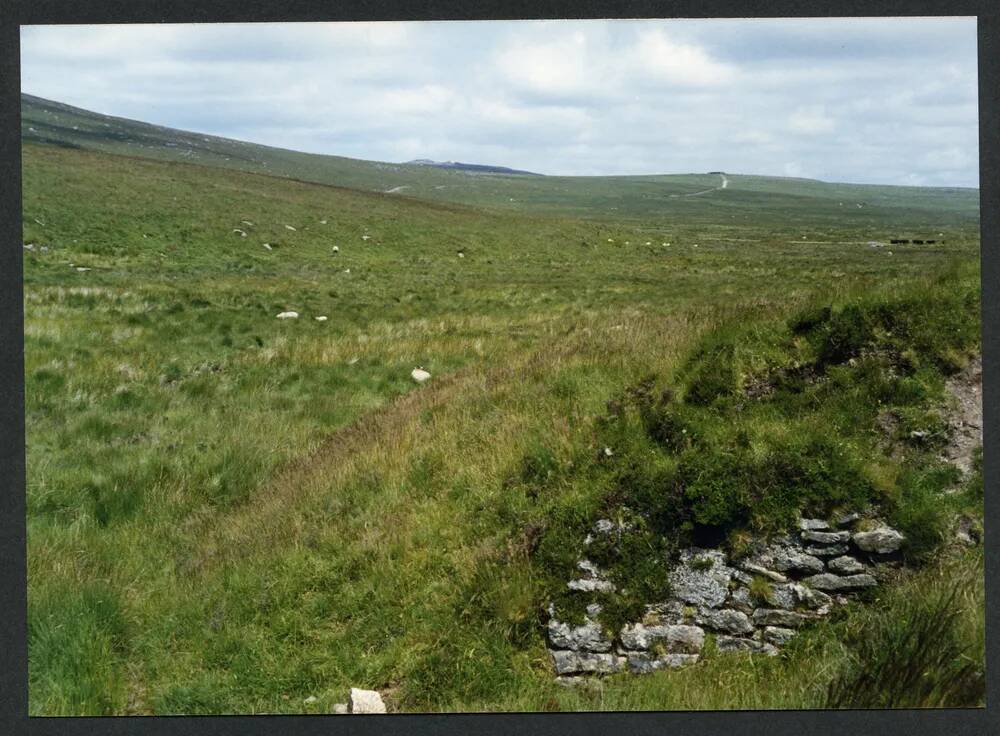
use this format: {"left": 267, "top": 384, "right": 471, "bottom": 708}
{"left": 21, "top": 101, "right": 983, "bottom": 714}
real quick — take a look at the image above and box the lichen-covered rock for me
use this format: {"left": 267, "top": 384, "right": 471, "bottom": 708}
{"left": 625, "top": 652, "right": 699, "bottom": 674}
{"left": 548, "top": 617, "right": 612, "bottom": 652}
{"left": 550, "top": 650, "right": 626, "bottom": 675}
{"left": 751, "top": 608, "right": 817, "bottom": 628}
{"left": 798, "top": 518, "right": 830, "bottom": 531}
{"left": 835, "top": 512, "right": 861, "bottom": 527}
{"left": 805, "top": 543, "right": 849, "bottom": 557}
{"left": 954, "top": 515, "right": 983, "bottom": 547}
{"left": 763, "top": 626, "right": 797, "bottom": 646}
{"left": 801, "top": 530, "right": 851, "bottom": 545}
{"left": 695, "top": 607, "right": 754, "bottom": 635}
{"left": 770, "top": 549, "right": 824, "bottom": 575}
{"left": 827, "top": 555, "right": 865, "bottom": 575}
{"left": 725, "top": 587, "right": 754, "bottom": 615}
{"left": 739, "top": 562, "right": 787, "bottom": 583}
{"left": 802, "top": 573, "right": 878, "bottom": 592}
{"left": 716, "top": 636, "right": 779, "bottom": 656}
{"left": 852, "top": 528, "right": 904, "bottom": 554}
{"left": 620, "top": 623, "right": 705, "bottom": 653}
{"left": 668, "top": 548, "right": 734, "bottom": 608}
{"left": 770, "top": 582, "right": 832, "bottom": 612}
{"left": 567, "top": 578, "right": 616, "bottom": 593}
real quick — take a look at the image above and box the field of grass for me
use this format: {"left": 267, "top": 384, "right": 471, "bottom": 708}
{"left": 21, "top": 99, "right": 983, "bottom": 714}
{"left": 22, "top": 94, "right": 979, "bottom": 227}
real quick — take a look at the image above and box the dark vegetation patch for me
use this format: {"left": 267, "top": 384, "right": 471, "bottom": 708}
{"left": 531, "top": 276, "right": 980, "bottom": 631}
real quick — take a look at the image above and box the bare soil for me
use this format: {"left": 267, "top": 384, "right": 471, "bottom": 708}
{"left": 941, "top": 354, "right": 983, "bottom": 477}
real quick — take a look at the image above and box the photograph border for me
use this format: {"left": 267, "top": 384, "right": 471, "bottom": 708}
{"left": 1, "top": 2, "right": 996, "bottom": 734}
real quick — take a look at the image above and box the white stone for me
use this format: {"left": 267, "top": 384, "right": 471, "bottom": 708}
{"left": 852, "top": 528, "right": 904, "bottom": 554}
{"left": 348, "top": 688, "right": 386, "bottom": 714}
{"left": 411, "top": 367, "right": 431, "bottom": 383}
{"left": 276, "top": 311, "right": 299, "bottom": 319}
{"left": 315, "top": 316, "right": 328, "bottom": 322}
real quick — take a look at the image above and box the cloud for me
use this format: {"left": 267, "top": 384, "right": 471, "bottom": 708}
{"left": 789, "top": 105, "right": 836, "bottom": 135}
{"left": 19, "top": 19, "right": 979, "bottom": 186}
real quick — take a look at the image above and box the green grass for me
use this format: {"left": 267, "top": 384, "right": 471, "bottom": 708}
{"left": 21, "top": 106, "right": 983, "bottom": 714}
{"left": 23, "top": 93, "right": 979, "bottom": 228}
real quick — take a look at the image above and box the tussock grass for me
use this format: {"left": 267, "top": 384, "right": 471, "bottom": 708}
{"left": 23, "top": 141, "right": 982, "bottom": 714}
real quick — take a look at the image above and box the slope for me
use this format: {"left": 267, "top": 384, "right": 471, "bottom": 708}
{"left": 22, "top": 93, "right": 980, "bottom": 230}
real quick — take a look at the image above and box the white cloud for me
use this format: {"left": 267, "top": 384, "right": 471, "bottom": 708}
{"left": 789, "top": 105, "right": 836, "bottom": 135}
{"left": 629, "top": 29, "right": 737, "bottom": 86}
{"left": 19, "top": 19, "right": 979, "bottom": 186}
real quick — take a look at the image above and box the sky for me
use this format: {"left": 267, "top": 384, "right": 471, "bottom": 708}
{"left": 20, "top": 18, "right": 980, "bottom": 187}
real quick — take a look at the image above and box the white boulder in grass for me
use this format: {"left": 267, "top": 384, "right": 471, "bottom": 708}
{"left": 276, "top": 311, "right": 299, "bottom": 320}
{"left": 315, "top": 316, "right": 328, "bottom": 322}
{"left": 285, "top": 224, "right": 297, "bottom": 231}
{"left": 348, "top": 688, "right": 386, "bottom": 714}
{"left": 332, "top": 246, "right": 340, "bottom": 253}
{"left": 233, "top": 229, "right": 247, "bottom": 237}
{"left": 411, "top": 367, "right": 431, "bottom": 383}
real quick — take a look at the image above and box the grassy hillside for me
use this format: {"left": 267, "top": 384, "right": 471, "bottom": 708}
{"left": 22, "top": 93, "right": 980, "bottom": 228}
{"left": 21, "top": 110, "right": 983, "bottom": 714}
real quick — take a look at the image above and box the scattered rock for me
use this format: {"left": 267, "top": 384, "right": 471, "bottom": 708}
{"left": 770, "top": 582, "right": 831, "bottom": 612}
{"left": 798, "top": 518, "right": 830, "bottom": 531}
{"left": 716, "top": 636, "right": 779, "bottom": 656}
{"left": 548, "top": 617, "right": 612, "bottom": 652}
{"left": 567, "top": 578, "right": 615, "bottom": 593}
{"left": 801, "top": 530, "right": 850, "bottom": 545}
{"left": 752, "top": 608, "right": 817, "bottom": 629}
{"left": 763, "top": 626, "right": 797, "bottom": 646}
{"left": 551, "top": 650, "right": 625, "bottom": 675}
{"left": 695, "top": 607, "right": 754, "bottom": 635}
{"left": 740, "top": 562, "right": 787, "bottom": 583}
{"left": 835, "top": 512, "right": 861, "bottom": 527}
{"left": 348, "top": 688, "right": 386, "bottom": 714}
{"left": 668, "top": 549, "right": 733, "bottom": 608}
{"left": 827, "top": 556, "right": 865, "bottom": 575}
{"left": 625, "top": 652, "right": 699, "bottom": 673}
{"left": 315, "top": 316, "right": 328, "bottom": 322}
{"left": 332, "top": 703, "right": 348, "bottom": 714}
{"left": 285, "top": 225, "right": 297, "bottom": 231}
{"left": 411, "top": 367, "right": 431, "bottom": 383}
{"left": 852, "top": 528, "right": 904, "bottom": 554}
{"left": 805, "top": 543, "right": 849, "bottom": 557}
{"left": 276, "top": 311, "right": 299, "bottom": 319}
{"left": 303, "top": 695, "right": 317, "bottom": 704}
{"left": 770, "top": 549, "right": 824, "bottom": 575}
{"left": 619, "top": 623, "right": 704, "bottom": 653}
{"left": 802, "top": 573, "right": 878, "bottom": 592}
{"left": 954, "top": 514, "right": 982, "bottom": 547}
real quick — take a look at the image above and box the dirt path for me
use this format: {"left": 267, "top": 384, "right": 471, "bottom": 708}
{"left": 942, "top": 354, "right": 983, "bottom": 477}
{"left": 670, "top": 173, "right": 728, "bottom": 198}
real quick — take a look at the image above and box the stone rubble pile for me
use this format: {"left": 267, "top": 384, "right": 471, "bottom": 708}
{"left": 548, "top": 513, "right": 906, "bottom": 680}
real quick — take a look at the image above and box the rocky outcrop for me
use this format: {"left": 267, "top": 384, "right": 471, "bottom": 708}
{"left": 547, "top": 513, "right": 906, "bottom": 680}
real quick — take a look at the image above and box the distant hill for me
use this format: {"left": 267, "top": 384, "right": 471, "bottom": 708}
{"left": 21, "top": 93, "right": 979, "bottom": 230}
{"left": 406, "top": 159, "right": 543, "bottom": 176}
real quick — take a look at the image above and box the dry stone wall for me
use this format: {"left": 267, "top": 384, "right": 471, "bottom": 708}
{"left": 548, "top": 513, "right": 905, "bottom": 679}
